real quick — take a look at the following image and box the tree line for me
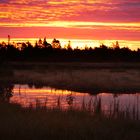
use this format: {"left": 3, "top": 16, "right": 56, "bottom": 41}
{"left": 0, "top": 38, "right": 140, "bottom": 62}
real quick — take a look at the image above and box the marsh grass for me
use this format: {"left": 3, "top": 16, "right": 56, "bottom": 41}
{"left": 0, "top": 100, "right": 139, "bottom": 140}
{"left": 1, "top": 62, "right": 140, "bottom": 93}
{"left": 25, "top": 96, "right": 140, "bottom": 121}
{"left": 2, "top": 68, "right": 139, "bottom": 95}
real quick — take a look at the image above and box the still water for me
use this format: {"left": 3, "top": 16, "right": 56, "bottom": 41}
{"left": 8, "top": 84, "right": 139, "bottom": 114}
{"left": 0, "top": 84, "right": 139, "bottom": 117}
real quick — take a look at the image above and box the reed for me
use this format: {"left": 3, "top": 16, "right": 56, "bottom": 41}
{"left": 0, "top": 101, "right": 139, "bottom": 140}
{"left": 27, "top": 96, "right": 139, "bottom": 121}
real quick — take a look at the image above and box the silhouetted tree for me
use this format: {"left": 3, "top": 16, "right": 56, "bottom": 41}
{"left": 0, "top": 38, "right": 140, "bottom": 62}
{"left": 52, "top": 38, "right": 61, "bottom": 49}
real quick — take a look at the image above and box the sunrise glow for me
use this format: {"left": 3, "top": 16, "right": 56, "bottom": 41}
{"left": 0, "top": 0, "right": 140, "bottom": 49}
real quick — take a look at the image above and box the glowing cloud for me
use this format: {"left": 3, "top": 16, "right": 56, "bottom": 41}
{"left": 0, "top": 0, "right": 140, "bottom": 44}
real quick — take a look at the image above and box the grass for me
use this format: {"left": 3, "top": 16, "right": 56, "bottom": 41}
{"left": 1, "top": 62, "right": 140, "bottom": 93}
{"left": 0, "top": 100, "right": 139, "bottom": 140}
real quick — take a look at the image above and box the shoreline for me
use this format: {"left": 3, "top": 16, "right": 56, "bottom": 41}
{"left": 1, "top": 62, "right": 140, "bottom": 94}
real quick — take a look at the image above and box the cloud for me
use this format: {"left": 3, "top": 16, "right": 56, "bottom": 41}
{"left": 0, "top": 0, "right": 139, "bottom": 40}
{"left": 0, "top": 0, "right": 140, "bottom": 24}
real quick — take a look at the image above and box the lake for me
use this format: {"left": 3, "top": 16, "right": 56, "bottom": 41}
{"left": 0, "top": 84, "right": 137, "bottom": 118}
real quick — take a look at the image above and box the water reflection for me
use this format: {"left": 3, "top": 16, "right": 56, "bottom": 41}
{"left": 10, "top": 84, "right": 89, "bottom": 108}
{"left": 0, "top": 84, "right": 139, "bottom": 118}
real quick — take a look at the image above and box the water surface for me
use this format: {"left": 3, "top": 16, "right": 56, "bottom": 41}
{"left": 0, "top": 84, "right": 139, "bottom": 118}
{"left": 9, "top": 84, "right": 140, "bottom": 115}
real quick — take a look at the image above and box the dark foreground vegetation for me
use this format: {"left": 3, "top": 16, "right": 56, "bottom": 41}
{"left": 0, "top": 101, "right": 139, "bottom": 140}
{"left": 0, "top": 39, "right": 140, "bottom": 62}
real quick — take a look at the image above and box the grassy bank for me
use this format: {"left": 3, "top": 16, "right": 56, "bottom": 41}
{"left": 0, "top": 102, "right": 139, "bottom": 140}
{"left": 1, "top": 62, "right": 140, "bottom": 93}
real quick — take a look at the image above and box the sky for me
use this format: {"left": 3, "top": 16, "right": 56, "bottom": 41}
{"left": 0, "top": 0, "right": 140, "bottom": 42}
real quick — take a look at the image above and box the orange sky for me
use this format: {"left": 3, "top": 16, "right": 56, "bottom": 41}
{"left": 0, "top": 0, "right": 140, "bottom": 44}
